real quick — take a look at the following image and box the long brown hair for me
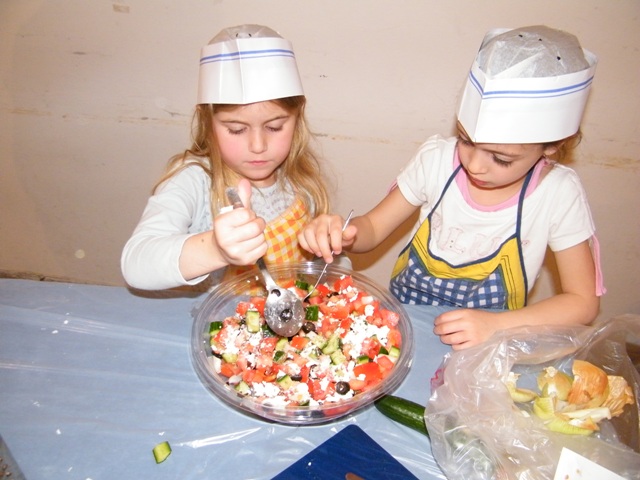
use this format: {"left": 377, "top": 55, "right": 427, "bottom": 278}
{"left": 154, "top": 96, "right": 329, "bottom": 216}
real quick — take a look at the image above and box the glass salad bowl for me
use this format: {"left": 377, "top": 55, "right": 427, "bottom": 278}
{"left": 191, "top": 262, "right": 414, "bottom": 425}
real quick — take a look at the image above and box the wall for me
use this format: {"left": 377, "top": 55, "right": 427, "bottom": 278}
{"left": 1, "top": 1, "right": 638, "bottom": 322}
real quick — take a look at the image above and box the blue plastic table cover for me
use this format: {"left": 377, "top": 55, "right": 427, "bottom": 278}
{"left": 0, "top": 278, "right": 451, "bottom": 479}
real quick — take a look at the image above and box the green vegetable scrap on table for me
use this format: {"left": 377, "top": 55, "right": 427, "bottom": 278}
{"left": 153, "top": 441, "right": 172, "bottom": 464}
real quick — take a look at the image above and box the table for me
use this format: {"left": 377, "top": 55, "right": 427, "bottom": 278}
{"left": 0, "top": 278, "right": 452, "bottom": 479}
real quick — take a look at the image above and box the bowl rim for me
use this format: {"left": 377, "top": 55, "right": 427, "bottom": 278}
{"left": 190, "top": 262, "right": 414, "bottom": 425}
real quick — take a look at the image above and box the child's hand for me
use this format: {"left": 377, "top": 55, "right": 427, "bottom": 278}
{"left": 298, "top": 214, "right": 357, "bottom": 263}
{"left": 214, "top": 179, "right": 267, "bottom": 266}
{"left": 433, "top": 309, "right": 501, "bottom": 350}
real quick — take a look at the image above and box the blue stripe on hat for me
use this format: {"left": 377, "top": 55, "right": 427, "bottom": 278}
{"left": 200, "top": 48, "right": 295, "bottom": 65}
{"left": 468, "top": 70, "right": 594, "bottom": 100}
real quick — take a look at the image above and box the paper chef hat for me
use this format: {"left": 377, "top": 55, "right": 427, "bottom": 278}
{"left": 457, "top": 26, "right": 598, "bottom": 143}
{"left": 197, "top": 24, "right": 304, "bottom": 105}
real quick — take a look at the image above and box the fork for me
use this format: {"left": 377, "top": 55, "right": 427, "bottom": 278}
{"left": 304, "top": 210, "right": 355, "bottom": 301}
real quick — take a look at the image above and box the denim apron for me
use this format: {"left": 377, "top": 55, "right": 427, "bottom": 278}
{"left": 390, "top": 165, "right": 534, "bottom": 310}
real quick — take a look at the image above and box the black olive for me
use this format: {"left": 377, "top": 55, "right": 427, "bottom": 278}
{"left": 279, "top": 309, "right": 293, "bottom": 321}
{"left": 327, "top": 291, "right": 340, "bottom": 298}
{"left": 290, "top": 374, "right": 302, "bottom": 381}
{"left": 302, "top": 321, "right": 316, "bottom": 333}
{"left": 335, "top": 381, "right": 350, "bottom": 395}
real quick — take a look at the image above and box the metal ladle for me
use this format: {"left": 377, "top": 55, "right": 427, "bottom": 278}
{"left": 225, "top": 188, "right": 304, "bottom": 337}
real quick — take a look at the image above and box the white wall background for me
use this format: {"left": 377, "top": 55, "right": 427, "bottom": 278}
{"left": 1, "top": 1, "right": 638, "bottom": 322}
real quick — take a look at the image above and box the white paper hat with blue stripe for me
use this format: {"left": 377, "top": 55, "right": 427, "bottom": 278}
{"left": 197, "top": 24, "right": 304, "bottom": 105}
{"left": 457, "top": 25, "right": 598, "bottom": 143}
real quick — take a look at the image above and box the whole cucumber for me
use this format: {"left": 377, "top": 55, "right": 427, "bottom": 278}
{"left": 375, "top": 395, "right": 429, "bottom": 436}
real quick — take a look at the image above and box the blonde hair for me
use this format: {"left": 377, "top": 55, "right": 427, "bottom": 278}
{"left": 154, "top": 96, "right": 329, "bottom": 216}
{"left": 544, "top": 130, "right": 582, "bottom": 163}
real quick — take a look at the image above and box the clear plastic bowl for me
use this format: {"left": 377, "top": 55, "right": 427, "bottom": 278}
{"left": 191, "top": 262, "right": 414, "bottom": 425}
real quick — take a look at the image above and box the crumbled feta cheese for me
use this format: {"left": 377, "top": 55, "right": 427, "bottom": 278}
{"left": 253, "top": 382, "right": 281, "bottom": 398}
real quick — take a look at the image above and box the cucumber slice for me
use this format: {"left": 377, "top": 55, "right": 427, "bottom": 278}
{"left": 389, "top": 346, "right": 401, "bottom": 358}
{"left": 152, "top": 441, "right": 172, "bottom": 464}
{"left": 235, "top": 380, "right": 251, "bottom": 395}
{"left": 275, "top": 337, "right": 289, "bottom": 350}
{"left": 222, "top": 352, "right": 238, "bottom": 364}
{"left": 330, "top": 349, "right": 346, "bottom": 365}
{"left": 305, "top": 305, "right": 319, "bottom": 321}
{"left": 321, "top": 334, "right": 341, "bottom": 355}
{"left": 245, "top": 310, "right": 261, "bottom": 333}
{"left": 209, "top": 321, "right": 223, "bottom": 335}
{"left": 277, "top": 374, "right": 293, "bottom": 389}
{"left": 273, "top": 350, "right": 287, "bottom": 364}
{"left": 356, "top": 355, "right": 371, "bottom": 364}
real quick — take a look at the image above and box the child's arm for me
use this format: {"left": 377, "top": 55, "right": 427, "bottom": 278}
{"left": 299, "top": 187, "right": 418, "bottom": 263}
{"left": 433, "top": 240, "right": 600, "bottom": 350}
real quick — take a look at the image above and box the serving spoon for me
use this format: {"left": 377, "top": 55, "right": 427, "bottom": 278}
{"left": 225, "top": 188, "right": 304, "bottom": 337}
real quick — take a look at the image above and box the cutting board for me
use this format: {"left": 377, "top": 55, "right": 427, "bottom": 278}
{"left": 272, "top": 424, "right": 419, "bottom": 480}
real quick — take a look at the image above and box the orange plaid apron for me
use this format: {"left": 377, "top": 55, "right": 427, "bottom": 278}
{"left": 224, "top": 196, "right": 312, "bottom": 280}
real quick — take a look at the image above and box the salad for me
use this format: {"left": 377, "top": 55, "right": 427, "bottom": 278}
{"left": 208, "top": 275, "right": 403, "bottom": 407}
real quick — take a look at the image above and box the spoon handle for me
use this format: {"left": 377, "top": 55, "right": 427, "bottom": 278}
{"left": 225, "top": 187, "right": 244, "bottom": 210}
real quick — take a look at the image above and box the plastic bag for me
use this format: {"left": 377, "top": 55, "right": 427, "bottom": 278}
{"left": 425, "top": 314, "right": 640, "bottom": 479}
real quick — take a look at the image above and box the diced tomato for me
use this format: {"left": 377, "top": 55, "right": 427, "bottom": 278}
{"left": 326, "top": 382, "right": 336, "bottom": 397}
{"left": 349, "top": 294, "right": 362, "bottom": 314}
{"left": 322, "top": 403, "right": 351, "bottom": 417}
{"left": 353, "top": 361, "right": 382, "bottom": 382}
{"left": 249, "top": 296, "right": 266, "bottom": 316}
{"left": 220, "top": 362, "right": 241, "bottom": 378}
{"left": 288, "top": 352, "right": 307, "bottom": 367}
{"left": 341, "top": 343, "right": 353, "bottom": 360}
{"left": 362, "top": 337, "right": 382, "bottom": 359}
{"left": 380, "top": 308, "right": 400, "bottom": 327}
{"left": 259, "top": 336, "right": 278, "bottom": 354}
{"left": 307, "top": 295, "right": 324, "bottom": 305}
{"left": 319, "top": 303, "right": 350, "bottom": 320}
{"left": 280, "top": 279, "right": 296, "bottom": 289}
{"left": 366, "top": 377, "right": 382, "bottom": 391}
{"left": 386, "top": 327, "right": 402, "bottom": 349}
{"left": 315, "top": 284, "right": 331, "bottom": 297}
{"left": 333, "top": 275, "right": 353, "bottom": 293}
{"left": 377, "top": 355, "right": 395, "bottom": 378}
{"left": 252, "top": 368, "right": 265, "bottom": 383}
{"left": 290, "top": 336, "right": 309, "bottom": 351}
{"left": 263, "top": 366, "right": 279, "bottom": 382}
{"left": 236, "top": 301, "right": 250, "bottom": 316}
{"left": 299, "top": 365, "right": 310, "bottom": 383}
{"left": 307, "top": 379, "right": 327, "bottom": 401}
{"left": 338, "top": 318, "right": 353, "bottom": 337}
{"left": 236, "top": 355, "right": 249, "bottom": 371}
{"left": 292, "top": 287, "right": 308, "bottom": 299}
{"left": 319, "top": 319, "right": 340, "bottom": 337}
{"left": 223, "top": 316, "right": 240, "bottom": 327}
{"left": 348, "top": 378, "right": 367, "bottom": 392}
{"left": 242, "top": 369, "right": 255, "bottom": 383}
